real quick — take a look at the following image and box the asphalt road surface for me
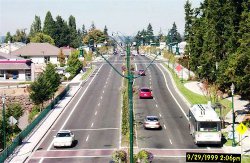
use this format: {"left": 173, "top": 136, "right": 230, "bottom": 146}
{"left": 27, "top": 54, "right": 222, "bottom": 163}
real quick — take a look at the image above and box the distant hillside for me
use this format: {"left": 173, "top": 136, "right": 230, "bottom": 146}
{"left": 0, "top": 36, "right": 5, "bottom": 43}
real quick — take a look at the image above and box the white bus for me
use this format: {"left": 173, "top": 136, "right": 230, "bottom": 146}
{"left": 188, "top": 104, "right": 222, "bottom": 145}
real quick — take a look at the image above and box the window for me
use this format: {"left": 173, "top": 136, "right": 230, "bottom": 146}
{"left": 0, "top": 70, "right": 4, "bottom": 78}
{"left": 44, "top": 56, "right": 50, "bottom": 63}
{"left": 25, "top": 70, "right": 31, "bottom": 81}
{"left": 198, "top": 122, "right": 220, "bottom": 132}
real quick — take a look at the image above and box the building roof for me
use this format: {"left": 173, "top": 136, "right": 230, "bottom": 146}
{"left": 12, "top": 43, "right": 61, "bottom": 57}
{"left": 0, "top": 51, "right": 23, "bottom": 59}
{"left": 0, "top": 59, "right": 31, "bottom": 70}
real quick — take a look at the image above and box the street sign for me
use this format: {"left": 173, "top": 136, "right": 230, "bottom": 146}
{"left": 236, "top": 123, "right": 248, "bottom": 135}
{"left": 176, "top": 64, "right": 182, "bottom": 72}
{"left": 65, "top": 73, "right": 70, "bottom": 79}
{"left": 8, "top": 116, "right": 17, "bottom": 126}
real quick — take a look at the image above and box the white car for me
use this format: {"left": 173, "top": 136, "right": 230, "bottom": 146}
{"left": 53, "top": 130, "right": 75, "bottom": 147}
{"left": 143, "top": 116, "right": 161, "bottom": 129}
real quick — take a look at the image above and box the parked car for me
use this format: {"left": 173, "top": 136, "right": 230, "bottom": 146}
{"left": 235, "top": 108, "right": 250, "bottom": 116}
{"left": 139, "top": 87, "right": 153, "bottom": 99}
{"left": 138, "top": 69, "right": 146, "bottom": 76}
{"left": 144, "top": 116, "right": 161, "bottom": 129}
{"left": 53, "top": 130, "right": 75, "bottom": 148}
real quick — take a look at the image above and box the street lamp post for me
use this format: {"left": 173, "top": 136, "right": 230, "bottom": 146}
{"left": 2, "top": 94, "right": 6, "bottom": 149}
{"left": 231, "top": 83, "right": 236, "bottom": 147}
{"left": 126, "top": 45, "right": 134, "bottom": 163}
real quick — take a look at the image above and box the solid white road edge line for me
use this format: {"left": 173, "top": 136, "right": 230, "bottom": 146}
{"left": 46, "top": 64, "right": 104, "bottom": 151}
{"left": 156, "top": 64, "right": 188, "bottom": 121}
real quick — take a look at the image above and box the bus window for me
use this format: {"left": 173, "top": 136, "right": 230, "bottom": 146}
{"left": 198, "top": 122, "right": 219, "bottom": 132}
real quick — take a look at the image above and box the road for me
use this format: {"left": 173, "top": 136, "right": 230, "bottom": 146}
{"left": 28, "top": 55, "right": 123, "bottom": 163}
{"left": 26, "top": 54, "right": 223, "bottom": 163}
{"left": 133, "top": 54, "right": 222, "bottom": 162}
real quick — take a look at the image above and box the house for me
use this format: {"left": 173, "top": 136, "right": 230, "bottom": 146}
{"left": 0, "top": 51, "right": 33, "bottom": 81}
{"left": 12, "top": 43, "right": 71, "bottom": 65}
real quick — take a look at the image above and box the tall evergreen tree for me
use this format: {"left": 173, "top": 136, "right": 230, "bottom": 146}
{"left": 146, "top": 23, "right": 154, "bottom": 44}
{"left": 43, "top": 11, "right": 56, "bottom": 39}
{"left": 168, "top": 22, "right": 182, "bottom": 43}
{"left": 29, "top": 15, "right": 42, "bottom": 36}
{"left": 90, "top": 22, "right": 96, "bottom": 31}
{"left": 184, "top": 0, "right": 193, "bottom": 42}
{"left": 4, "top": 32, "right": 12, "bottom": 43}
{"left": 68, "top": 15, "right": 79, "bottom": 48}
{"left": 82, "top": 24, "right": 87, "bottom": 37}
{"left": 104, "top": 25, "right": 108, "bottom": 36}
{"left": 54, "top": 15, "right": 70, "bottom": 47}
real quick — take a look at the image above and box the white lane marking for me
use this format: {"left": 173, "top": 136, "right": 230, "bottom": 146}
{"left": 169, "top": 139, "right": 173, "bottom": 144}
{"left": 103, "top": 90, "right": 105, "bottom": 93}
{"left": 46, "top": 64, "right": 104, "bottom": 151}
{"left": 100, "top": 96, "right": 103, "bottom": 100}
{"left": 164, "top": 125, "right": 166, "bottom": 129}
{"left": 95, "top": 111, "right": 97, "bottom": 115}
{"left": 106, "top": 81, "right": 108, "bottom": 84}
{"left": 135, "top": 64, "right": 138, "bottom": 71}
{"left": 98, "top": 103, "right": 100, "bottom": 106}
{"left": 91, "top": 123, "right": 94, "bottom": 127}
{"left": 159, "top": 113, "right": 162, "bottom": 117}
{"left": 157, "top": 64, "right": 188, "bottom": 120}
{"left": 38, "top": 158, "right": 44, "bottom": 163}
{"left": 33, "top": 155, "right": 114, "bottom": 159}
{"left": 155, "top": 104, "right": 158, "bottom": 108}
{"left": 62, "top": 128, "right": 119, "bottom": 131}
{"left": 86, "top": 135, "right": 89, "bottom": 142}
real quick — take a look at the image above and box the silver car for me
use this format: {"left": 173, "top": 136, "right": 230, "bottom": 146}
{"left": 143, "top": 116, "right": 161, "bottom": 129}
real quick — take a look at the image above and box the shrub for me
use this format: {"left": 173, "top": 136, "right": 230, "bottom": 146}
{"left": 111, "top": 150, "right": 127, "bottom": 162}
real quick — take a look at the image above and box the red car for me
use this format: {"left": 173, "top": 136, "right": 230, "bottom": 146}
{"left": 139, "top": 87, "right": 153, "bottom": 99}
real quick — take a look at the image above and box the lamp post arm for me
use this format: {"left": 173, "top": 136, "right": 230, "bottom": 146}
{"left": 96, "top": 49, "right": 128, "bottom": 79}
{"left": 133, "top": 51, "right": 160, "bottom": 79}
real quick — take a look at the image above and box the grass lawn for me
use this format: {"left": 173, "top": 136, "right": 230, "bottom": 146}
{"left": 82, "top": 66, "right": 95, "bottom": 80}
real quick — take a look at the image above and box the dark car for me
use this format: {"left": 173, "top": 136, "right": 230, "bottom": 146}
{"left": 138, "top": 69, "right": 146, "bottom": 76}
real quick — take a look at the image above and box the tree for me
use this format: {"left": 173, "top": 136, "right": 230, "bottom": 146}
{"left": 68, "top": 15, "right": 79, "bottom": 48}
{"left": 146, "top": 23, "right": 154, "bottom": 45}
{"left": 12, "top": 29, "right": 27, "bottom": 43}
{"left": 184, "top": 0, "right": 193, "bottom": 42}
{"left": 54, "top": 15, "right": 70, "bottom": 47}
{"left": 66, "top": 50, "right": 83, "bottom": 77}
{"left": 4, "top": 32, "right": 12, "bottom": 43}
{"left": 168, "top": 22, "right": 182, "bottom": 43}
{"left": 83, "top": 29, "right": 107, "bottom": 45}
{"left": 90, "top": 22, "right": 96, "bottom": 31}
{"left": 103, "top": 25, "right": 108, "bottom": 36}
{"left": 82, "top": 24, "right": 88, "bottom": 37}
{"left": 43, "top": 11, "right": 56, "bottom": 39}
{"left": 58, "top": 49, "right": 66, "bottom": 67}
{"left": 6, "top": 103, "right": 24, "bottom": 120}
{"left": 29, "top": 15, "right": 42, "bottom": 37}
{"left": 43, "top": 63, "right": 61, "bottom": 99}
{"left": 29, "top": 72, "right": 52, "bottom": 109}
{"left": 30, "top": 32, "right": 55, "bottom": 45}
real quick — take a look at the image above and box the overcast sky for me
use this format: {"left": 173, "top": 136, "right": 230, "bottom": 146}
{"left": 0, "top": 0, "right": 203, "bottom": 36}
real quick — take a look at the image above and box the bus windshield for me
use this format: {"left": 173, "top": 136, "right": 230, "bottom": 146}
{"left": 198, "top": 122, "right": 220, "bottom": 132}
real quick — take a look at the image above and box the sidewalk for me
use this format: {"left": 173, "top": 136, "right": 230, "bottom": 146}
{"left": 6, "top": 73, "right": 84, "bottom": 163}
{"left": 147, "top": 53, "right": 250, "bottom": 155}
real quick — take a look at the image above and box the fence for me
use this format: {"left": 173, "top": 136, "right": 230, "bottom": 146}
{"left": 0, "top": 85, "right": 70, "bottom": 162}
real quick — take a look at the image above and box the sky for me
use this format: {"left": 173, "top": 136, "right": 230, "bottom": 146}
{"left": 0, "top": 0, "right": 203, "bottom": 36}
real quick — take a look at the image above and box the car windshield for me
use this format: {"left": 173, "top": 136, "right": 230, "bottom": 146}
{"left": 56, "top": 132, "right": 71, "bottom": 137}
{"left": 146, "top": 117, "right": 158, "bottom": 121}
{"left": 141, "top": 89, "right": 150, "bottom": 92}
